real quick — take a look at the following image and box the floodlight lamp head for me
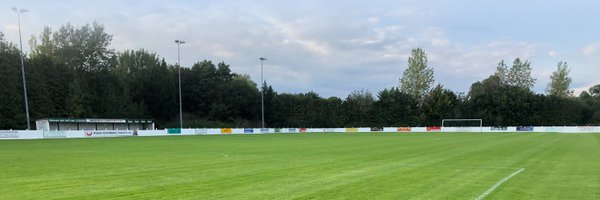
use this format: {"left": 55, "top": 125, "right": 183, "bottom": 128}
{"left": 21, "top": 9, "right": 28, "bottom": 13}
{"left": 260, "top": 57, "right": 267, "bottom": 61}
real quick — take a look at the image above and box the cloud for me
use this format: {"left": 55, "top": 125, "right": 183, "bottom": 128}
{"left": 582, "top": 42, "right": 600, "bottom": 56}
{"left": 4, "top": 0, "right": 599, "bottom": 98}
{"left": 2, "top": 24, "right": 19, "bottom": 32}
{"left": 147, "top": 5, "right": 541, "bottom": 97}
{"left": 244, "top": 19, "right": 540, "bottom": 96}
{"left": 573, "top": 82, "right": 600, "bottom": 96}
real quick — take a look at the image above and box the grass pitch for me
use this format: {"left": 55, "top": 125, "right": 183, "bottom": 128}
{"left": 1, "top": 133, "right": 599, "bottom": 199}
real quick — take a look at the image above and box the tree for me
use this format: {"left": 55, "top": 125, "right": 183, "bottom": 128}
{"left": 65, "top": 79, "right": 85, "bottom": 117}
{"left": 218, "top": 73, "right": 260, "bottom": 122}
{"left": 26, "top": 22, "right": 117, "bottom": 121}
{"left": 176, "top": 60, "right": 261, "bottom": 126}
{"left": 468, "top": 75, "right": 539, "bottom": 126}
{"left": 494, "top": 60, "right": 509, "bottom": 84}
{"left": 116, "top": 50, "right": 176, "bottom": 120}
{"left": 183, "top": 60, "right": 216, "bottom": 117}
{"left": 581, "top": 85, "right": 600, "bottom": 98}
{"left": 399, "top": 48, "right": 434, "bottom": 99}
{"left": 319, "top": 97, "right": 345, "bottom": 127}
{"left": 263, "top": 82, "right": 278, "bottom": 127}
{"left": 266, "top": 92, "right": 343, "bottom": 128}
{"left": 507, "top": 58, "right": 536, "bottom": 90}
{"left": 580, "top": 84, "right": 600, "bottom": 124}
{"left": 536, "top": 95, "right": 586, "bottom": 125}
{"left": 30, "top": 22, "right": 114, "bottom": 72}
{"left": 545, "top": 61, "right": 573, "bottom": 97}
{"left": 372, "top": 88, "right": 419, "bottom": 126}
{"left": 493, "top": 58, "right": 536, "bottom": 90}
{"left": 343, "top": 90, "right": 375, "bottom": 127}
{"left": 267, "top": 93, "right": 306, "bottom": 127}
{"left": 296, "top": 92, "right": 326, "bottom": 127}
{"left": 27, "top": 54, "right": 71, "bottom": 119}
{"left": 0, "top": 32, "right": 26, "bottom": 129}
{"left": 421, "top": 84, "right": 459, "bottom": 126}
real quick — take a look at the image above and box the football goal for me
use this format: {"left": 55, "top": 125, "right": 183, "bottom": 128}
{"left": 441, "top": 119, "right": 483, "bottom": 132}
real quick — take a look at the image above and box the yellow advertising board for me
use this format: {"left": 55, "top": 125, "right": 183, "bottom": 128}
{"left": 345, "top": 128, "right": 358, "bottom": 132}
{"left": 220, "top": 128, "right": 233, "bottom": 134}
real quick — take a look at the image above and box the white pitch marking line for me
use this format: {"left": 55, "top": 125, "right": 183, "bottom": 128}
{"left": 475, "top": 168, "right": 525, "bottom": 200}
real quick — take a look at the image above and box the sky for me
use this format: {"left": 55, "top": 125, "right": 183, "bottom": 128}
{"left": 2, "top": 0, "right": 599, "bottom": 98}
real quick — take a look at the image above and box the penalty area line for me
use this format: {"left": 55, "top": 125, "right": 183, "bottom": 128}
{"left": 475, "top": 168, "right": 525, "bottom": 200}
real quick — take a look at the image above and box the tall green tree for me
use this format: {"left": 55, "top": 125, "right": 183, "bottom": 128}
{"left": 372, "top": 88, "right": 419, "bottom": 126}
{"left": 29, "top": 22, "right": 114, "bottom": 72}
{"left": 27, "top": 54, "right": 70, "bottom": 119}
{"left": 342, "top": 90, "right": 375, "bottom": 127}
{"left": 399, "top": 48, "right": 434, "bottom": 99}
{"left": 590, "top": 85, "right": 600, "bottom": 97}
{"left": 546, "top": 61, "right": 573, "bottom": 97}
{"left": 0, "top": 32, "right": 26, "bottom": 129}
{"left": 216, "top": 73, "right": 260, "bottom": 122}
{"left": 177, "top": 60, "right": 260, "bottom": 126}
{"left": 116, "top": 50, "right": 176, "bottom": 120}
{"left": 295, "top": 92, "right": 325, "bottom": 127}
{"left": 263, "top": 82, "right": 277, "bottom": 127}
{"left": 320, "top": 97, "right": 345, "bottom": 127}
{"left": 536, "top": 96, "right": 586, "bottom": 125}
{"left": 27, "top": 22, "right": 117, "bottom": 120}
{"left": 421, "top": 84, "right": 459, "bottom": 126}
{"left": 580, "top": 85, "right": 600, "bottom": 124}
{"left": 65, "top": 79, "right": 85, "bottom": 117}
{"left": 507, "top": 58, "right": 536, "bottom": 90}
{"left": 267, "top": 93, "right": 305, "bottom": 127}
{"left": 494, "top": 60, "right": 509, "bottom": 84}
{"left": 468, "top": 75, "right": 540, "bottom": 126}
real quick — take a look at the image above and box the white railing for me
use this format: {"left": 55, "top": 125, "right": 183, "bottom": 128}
{"left": 1, "top": 126, "right": 599, "bottom": 140}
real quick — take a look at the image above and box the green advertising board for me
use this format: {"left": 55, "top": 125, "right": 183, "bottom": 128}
{"left": 167, "top": 128, "right": 181, "bottom": 134}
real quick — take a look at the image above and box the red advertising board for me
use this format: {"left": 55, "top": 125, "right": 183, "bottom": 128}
{"left": 427, "top": 126, "right": 441, "bottom": 131}
{"left": 397, "top": 127, "right": 412, "bottom": 132}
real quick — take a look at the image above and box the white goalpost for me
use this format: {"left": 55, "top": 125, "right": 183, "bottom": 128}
{"left": 441, "top": 119, "right": 483, "bottom": 132}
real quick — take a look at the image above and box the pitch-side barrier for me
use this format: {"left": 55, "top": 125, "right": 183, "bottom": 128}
{"left": 1, "top": 126, "right": 599, "bottom": 140}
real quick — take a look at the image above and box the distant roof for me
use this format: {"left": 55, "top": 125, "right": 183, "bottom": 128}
{"left": 38, "top": 118, "right": 154, "bottom": 123}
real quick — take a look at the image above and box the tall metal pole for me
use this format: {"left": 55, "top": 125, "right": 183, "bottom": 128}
{"left": 260, "top": 57, "right": 267, "bottom": 128}
{"left": 175, "top": 40, "right": 185, "bottom": 129}
{"left": 13, "top": 7, "right": 30, "bottom": 130}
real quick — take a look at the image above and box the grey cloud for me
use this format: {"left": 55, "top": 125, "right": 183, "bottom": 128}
{"left": 3, "top": 0, "right": 599, "bottom": 98}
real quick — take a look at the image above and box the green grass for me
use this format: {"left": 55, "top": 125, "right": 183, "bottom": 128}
{"left": 1, "top": 133, "right": 599, "bottom": 199}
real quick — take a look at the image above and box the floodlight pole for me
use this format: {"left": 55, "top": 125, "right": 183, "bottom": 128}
{"left": 175, "top": 40, "right": 186, "bottom": 129}
{"left": 13, "top": 7, "right": 30, "bottom": 130}
{"left": 260, "top": 57, "right": 267, "bottom": 128}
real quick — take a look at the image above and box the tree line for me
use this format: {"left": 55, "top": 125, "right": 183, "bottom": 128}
{"left": 1, "top": 22, "right": 599, "bottom": 129}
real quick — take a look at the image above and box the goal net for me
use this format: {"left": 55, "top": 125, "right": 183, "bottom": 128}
{"left": 441, "top": 119, "right": 482, "bottom": 132}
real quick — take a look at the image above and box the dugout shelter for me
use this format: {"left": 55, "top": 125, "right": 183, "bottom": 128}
{"left": 35, "top": 118, "right": 154, "bottom": 131}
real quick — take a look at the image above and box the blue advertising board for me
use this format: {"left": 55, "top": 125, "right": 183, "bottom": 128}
{"left": 516, "top": 126, "right": 533, "bottom": 131}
